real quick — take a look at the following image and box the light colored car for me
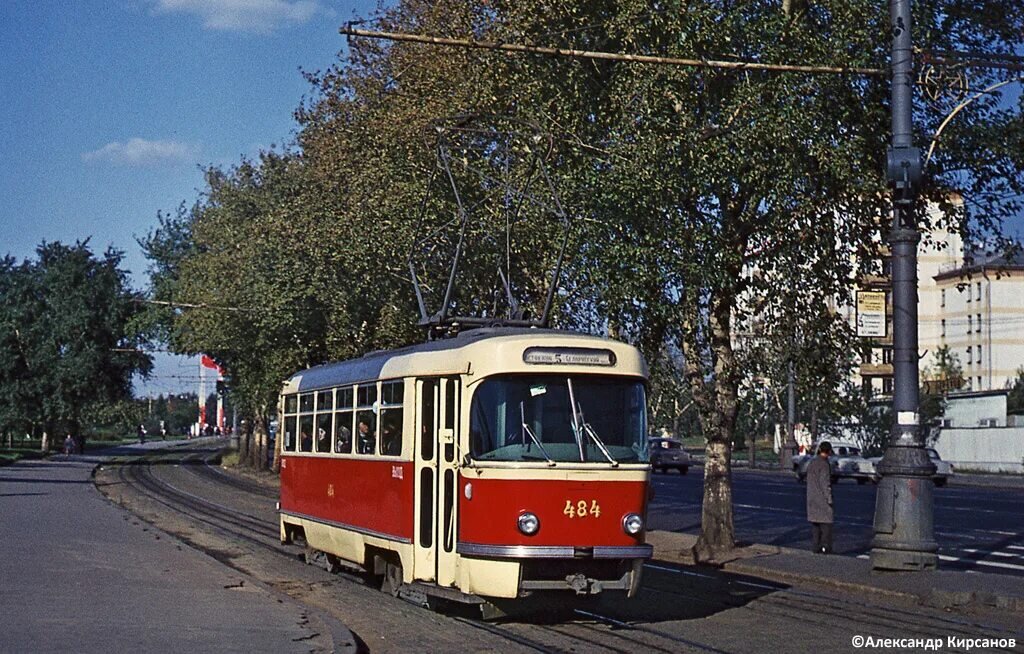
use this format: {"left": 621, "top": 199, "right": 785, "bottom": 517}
{"left": 868, "top": 447, "right": 954, "bottom": 487}
{"left": 796, "top": 441, "right": 873, "bottom": 484}
{"left": 649, "top": 437, "right": 691, "bottom": 474}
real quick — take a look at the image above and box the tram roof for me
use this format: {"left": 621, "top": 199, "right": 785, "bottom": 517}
{"left": 284, "top": 327, "right": 643, "bottom": 392}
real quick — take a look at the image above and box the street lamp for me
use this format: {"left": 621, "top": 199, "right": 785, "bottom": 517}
{"left": 870, "top": 0, "right": 938, "bottom": 571}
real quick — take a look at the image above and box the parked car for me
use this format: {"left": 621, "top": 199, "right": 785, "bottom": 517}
{"left": 796, "top": 441, "right": 873, "bottom": 484}
{"left": 868, "top": 447, "right": 954, "bottom": 487}
{"left": 650, "top": 437, "right": 690, "bottom": 474}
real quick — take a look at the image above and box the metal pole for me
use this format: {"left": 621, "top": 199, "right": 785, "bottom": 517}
{"left": 782, "top": 360, "right": 797, "bottom": 470}
{"left": 871, "top": 0, "right": 937, "bottom": 571}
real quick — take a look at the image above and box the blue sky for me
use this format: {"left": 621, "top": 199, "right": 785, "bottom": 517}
{"left": 0, "top": 0, "right": 377, "bottom": 396}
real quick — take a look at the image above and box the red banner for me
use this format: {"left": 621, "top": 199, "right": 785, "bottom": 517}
{"left": 200, "top": 354, "right": 224, "bottom": 375}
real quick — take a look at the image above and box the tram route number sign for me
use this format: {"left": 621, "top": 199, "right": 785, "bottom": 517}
{"left": 563, "top": 499, "right": 602, "bottom": 518}
{"left": 856, "top": 290, "right": 887, "bottom": 338}
{"left": 524, "top": 347, "right": 616, "bottom": 366}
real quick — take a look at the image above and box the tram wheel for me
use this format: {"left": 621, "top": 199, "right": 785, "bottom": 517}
{"left": 382, "top": 562, "right": 403, "bottom": 597}
{"left": 324, "top": 553, "right": 342, "bottom": 574}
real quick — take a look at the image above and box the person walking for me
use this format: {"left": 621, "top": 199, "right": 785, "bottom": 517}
{"left": 806, "top": 440, "right": 834, "bottom": 554}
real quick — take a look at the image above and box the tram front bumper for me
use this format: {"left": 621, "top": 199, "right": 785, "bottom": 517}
{"left": 520, "top": 558, "right": 643, "bottom": 597}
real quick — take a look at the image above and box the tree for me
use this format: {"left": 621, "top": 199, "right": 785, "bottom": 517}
{"left": 0, "top": 242, "right": 152, "bottom": 450}
{"left": 1006, "top": 367, "right": 1024, "bottom": 415}
{"left": 143, "top": 0, "right": 1024, "bottom": 561}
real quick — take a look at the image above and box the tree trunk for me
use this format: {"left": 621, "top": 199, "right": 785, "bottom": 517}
{"left": 251, "top": 413, "right": 268, "bottom": 471}
{"left": 271, "top": 425, "right": 282, "bottom": 473}
{"left": 691, "top": 280, "right": 742, "bottom": 562}
{"left": 235, "top": 420, "right": 249, "bottom": 466}
{"left": 694, "top": 439, "right": 735, "bottom": 562}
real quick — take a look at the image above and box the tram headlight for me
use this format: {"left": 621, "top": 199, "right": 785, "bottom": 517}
{"left": 517, "top": 512, "right": 540, "bottom": 536}
{"left": 622, "top": 513, "right": 644, "bottom": 536}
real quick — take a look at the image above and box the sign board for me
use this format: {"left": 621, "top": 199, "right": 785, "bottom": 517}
{"left": 856, "top": 290, "right": 887, "bottom": 338}
{"left": 523, "top": 347, "right": 616, "bottom": 366}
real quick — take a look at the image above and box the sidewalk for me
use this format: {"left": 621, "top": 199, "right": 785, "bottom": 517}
{"left": 0, "top": 442, "right": 357, "bottom": 653}
{"left": 647, "top": 530, "right": 1024, "bottom": 615}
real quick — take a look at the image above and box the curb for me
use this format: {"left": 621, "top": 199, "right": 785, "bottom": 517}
{"left": 647, "top": 531, "right": 1024, "bottom": 616}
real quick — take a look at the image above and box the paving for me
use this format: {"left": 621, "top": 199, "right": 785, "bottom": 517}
{"left": 0, "top": 440, "right": 356, "bottom": 654}
{"left": 647, "top": 530, "right": 1024, "bottom": 615}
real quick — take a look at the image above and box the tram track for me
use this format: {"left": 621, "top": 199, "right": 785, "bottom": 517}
{"left": 101, "top": 446, "right": 1023, "bottom": 654}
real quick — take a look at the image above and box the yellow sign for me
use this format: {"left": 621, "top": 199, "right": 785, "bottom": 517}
{"left": 857, "top": 290, "right": 887, "bottom": 337}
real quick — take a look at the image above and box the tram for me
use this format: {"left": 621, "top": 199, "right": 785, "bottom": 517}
{"left": 277, "top": 327, "right": 652, "bottom": 606}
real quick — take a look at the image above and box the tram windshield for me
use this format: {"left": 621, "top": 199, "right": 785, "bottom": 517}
{"left": 470, "top": 375, "right": 648, "bottom": 464}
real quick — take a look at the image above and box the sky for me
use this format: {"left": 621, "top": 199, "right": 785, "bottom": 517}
{"left": 0, "top": 0, "right": 378, "bottom": 397}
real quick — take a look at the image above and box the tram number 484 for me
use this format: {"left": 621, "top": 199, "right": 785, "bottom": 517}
{"left": 563, "top": 499, "right": 601, "bottom": 519}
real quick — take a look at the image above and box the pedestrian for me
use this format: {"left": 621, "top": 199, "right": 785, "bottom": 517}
{"left": 138, "top": 424, "right": 147, "bottom": 444}
{"left": 63, "top": 434, "right": 75, "bottom": 455}
{"left": 806, "top": 440, "right": 834, "bottom": 554}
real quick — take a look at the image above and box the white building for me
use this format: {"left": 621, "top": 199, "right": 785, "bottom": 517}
{"left": 933, "top": 252, "right": 1024, "bottom": 391}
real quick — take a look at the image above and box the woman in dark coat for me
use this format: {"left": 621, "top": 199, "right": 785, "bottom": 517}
{"left": 806, "top": 441, "right": 834, "bottom": 553}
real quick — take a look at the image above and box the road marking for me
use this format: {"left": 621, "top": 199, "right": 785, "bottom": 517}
{"left": 643, "top": 563, "right": 716, "bottom": 579}
{"left": 938, "top": 554, "right": 1024, "bottom": 571}
{"left": 960, "top": 549, "right": 1024, "bottom": 559}
{"left": 1007, "top": 545, "right": 1024, "bottom": 551}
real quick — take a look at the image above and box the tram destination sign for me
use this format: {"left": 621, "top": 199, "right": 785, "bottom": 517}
{"left": 523, "top": 347, "right": 616, "bottom": 366}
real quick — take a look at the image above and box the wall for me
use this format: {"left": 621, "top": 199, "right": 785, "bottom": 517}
{"left": 944, "top": 393, "right": 1007, "bottom": 428}
{"left": 932, "top": 427, "right": 1024, "bottom": 473}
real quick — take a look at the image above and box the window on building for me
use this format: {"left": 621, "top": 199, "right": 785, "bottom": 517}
{"left": 976, "top": 313, "right": 981, "bottom": 332}
{"left": 976, "top": 344, "right": 982, "bottom": 366}
{"left": 882, "top": 377, "right": 894, "bottom": 394}
{"left": 941, "top": 319, "right": 946, "bottom": 338}
{"left": 967, "top": 347, "right": 973, "bottom": 364}
{"left": 977, "top": 281, "right": 982, "bottom": 301}
{"left": 977, "top": 376, "right": 983, "bottom": 389}
{"left": 940, "top": 289, "right": 946, "bottom": 307}
{"left": 967, "top": 315, "right": 972, "bottom": 333}
{"left": 965, "top": 285, "right": 971, "bottom": 303}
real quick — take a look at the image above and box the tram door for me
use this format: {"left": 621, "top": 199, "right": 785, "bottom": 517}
{"left": 413, "top": 377, "right": 461, "bottom": 587}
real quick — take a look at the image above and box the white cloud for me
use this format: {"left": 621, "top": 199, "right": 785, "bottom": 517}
{"left": 82, "top": 138, "right": 196, "bottom": 166}
{"left": 154, "top": 0, "right": 321, "bottom": 33}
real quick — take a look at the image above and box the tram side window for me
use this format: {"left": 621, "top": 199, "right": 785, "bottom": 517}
{"left": 380, "top": 380, "right": 404, "bottom": 456}
{"left": 283, "top": 416, "right": 297, "bottom": 452}
{"left": 335, "top": 386, "right": 354, "bottom": 454}
{"left": 298, "top": 392, "right": 315, "bottom": 453}
{"left": 282, "top": 394, "right": 298, "bottom": 452}
{"left": 315, "top": 390, "right": 333, "bottom": 453}
{"left": 356, "top": 410, "right": 376, "bottom": 454}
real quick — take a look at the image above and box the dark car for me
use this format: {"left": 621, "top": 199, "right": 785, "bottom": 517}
{"left": 649, "top": 437, "right": 691, "bottom": 474}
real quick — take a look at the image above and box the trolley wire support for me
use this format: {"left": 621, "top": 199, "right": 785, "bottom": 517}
{"left": 406, "top": 115, "right": 574, "bottom": 340}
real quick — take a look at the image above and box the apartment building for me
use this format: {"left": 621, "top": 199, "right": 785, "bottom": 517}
{"left": 934, "top": 252, "right": 1024, "bottom": 390}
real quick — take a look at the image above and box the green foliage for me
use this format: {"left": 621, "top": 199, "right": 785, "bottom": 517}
{"left": 140, "top": 0, "right": 1024, "bottom": 553}
{"left": 1007, "top": 367, "right": 1024, "bottom": 415}
{"left": 0, "top": 242, "right": 152, "bottom": 444}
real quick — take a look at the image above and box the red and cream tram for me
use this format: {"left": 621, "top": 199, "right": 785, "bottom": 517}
{"left": 278, "top": 327, "right": 652, "bottom": 605}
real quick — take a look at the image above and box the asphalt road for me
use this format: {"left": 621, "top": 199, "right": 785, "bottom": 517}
{"left": 95, "top": 444, "right": 1024, "bottom": 653}
{"left": 0, "top": 443, "right": 351, "bottom": 653}
{"left": 648, "top": 467, "right": 1024, "bottom": 576}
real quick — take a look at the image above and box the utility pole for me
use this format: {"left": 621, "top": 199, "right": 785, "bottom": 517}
{"left": 871, "top": 0, "right": 938, "bottom": 571}
{"left": 781, "top": 360, "right": 797, "bottom": 470}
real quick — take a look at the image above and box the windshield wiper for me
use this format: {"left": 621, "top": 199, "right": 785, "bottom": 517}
{"left": 567, "top": 378, "right": 618, "bottom": 466}
{"left": 566, "top": 378, "right": 586, "bottom": 462}
{"left": 520, "top": 401, "right": 555, "bottom": 466}
{"left": 580, "top": 411, "right": 619, "bottom": 467}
